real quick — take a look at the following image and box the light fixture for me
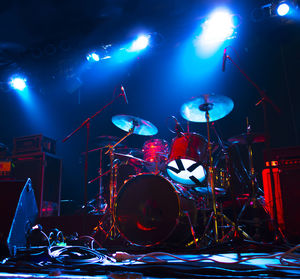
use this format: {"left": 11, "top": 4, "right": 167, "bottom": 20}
{"left": 9, "top": 76, "right": 27, "bottom": 91}
{"left": 86, "top": 52, "right": 100, "bottom": 62}
{"left": 127, "top": 34, "right": 151, "bottom": 52}
{"left": 200, "top": 9, "right": 236, "bottom": 45}
{"left": 276, "top": 2, "right": 290, "bottom": 16}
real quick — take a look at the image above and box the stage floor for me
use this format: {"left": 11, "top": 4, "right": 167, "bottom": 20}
{"left": 1, "top": 244, "right": 300, "bottom": 278}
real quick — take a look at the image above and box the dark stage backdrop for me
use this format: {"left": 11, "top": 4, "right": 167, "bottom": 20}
{"left": 0, "top": 1, "right": 299, "bottom": 207}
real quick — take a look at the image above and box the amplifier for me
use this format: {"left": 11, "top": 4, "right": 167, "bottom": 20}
{"left": 262, "top": 146, "right": 300, "bottom": 243}
{"left": 13, "top": 135, "right": 56, "bottom": 155}
{"left": 264, "top": 146, "right": 300, "bottom": 167}
{"left": 12, "top": 152, "right": 62, "bottom": 217}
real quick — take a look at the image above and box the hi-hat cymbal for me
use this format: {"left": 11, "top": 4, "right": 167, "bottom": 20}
{"left": 181, "top": 94, "right": 234, "bottom": 122}
{"left": 114, "top": 152, "right": 147, "bottom": 166}
{"left": 114, "top": 147, "right": 144, "bottom": 156}
{"left": 112, "top": 115, "right": 158, "bottom": 136}
{"left": 228, "top": 132, "right": 265, "bottom": 145}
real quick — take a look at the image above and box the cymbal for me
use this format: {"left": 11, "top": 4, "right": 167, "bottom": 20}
{"left": 114, "top": 152, "right": 147, "bottom": 166}
{"left": 228, "top": 133, "right": 265, "bottom": 145}
{"left": 112, "top": 115, "right": 158, "bottom": 136}
{"left": 181, "top": 94, "right": 234, "bottom": 122}
{"left": 114, "top": 147, "right": 144, "bottom": 156}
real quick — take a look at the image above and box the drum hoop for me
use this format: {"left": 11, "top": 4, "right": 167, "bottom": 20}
{"left": 167, "top": 156, "right": 205, "bottom": 165}
{"left": 170, "top": 132, "right": 207, "bottom": 144}
{"left": 116, "top": 173, "right": 180, "bottom": 207}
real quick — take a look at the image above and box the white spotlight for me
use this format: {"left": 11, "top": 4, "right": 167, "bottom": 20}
{"left": 9, "top": 76, "right": 27, "bottom": 91}
{"left": 201, "top": 9, "right": 235, "bottom": 44}
{"left": 128, "top": 34, "right": 150, "bottom": 52}
{"left": 86, "top": 52, "right": 100, "bottom": 62}
{"left": 277, "top": 2, "right": 290, "bottom": 16}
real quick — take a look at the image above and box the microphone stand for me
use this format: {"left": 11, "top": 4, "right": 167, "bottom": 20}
{"left": 62, "top": 91, "right": 125, "bottom": 215}
{"left": 225, "top": 54, "right": 286, "bottom": 243}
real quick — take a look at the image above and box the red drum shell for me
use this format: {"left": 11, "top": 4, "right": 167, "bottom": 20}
{"left": 168, "top": 133, "right": 207, "bottom": 163}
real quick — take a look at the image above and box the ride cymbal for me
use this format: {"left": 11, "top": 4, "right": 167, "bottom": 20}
{"left": 181, "top": 94, "right": 234, "bottom": 122}
{"left": 112, "top": 115, "right": 158, "bottom": 136}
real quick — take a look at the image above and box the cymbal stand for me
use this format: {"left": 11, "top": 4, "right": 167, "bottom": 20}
{"left": 62, "top": 89, "right": 126, "bottom": 214}
{"left": 236, "top": 119, "right": 279, "bottom": 239}
{"left": 211, "top": 123, "right": 241, "bottom": 237}
{"left": 94, "top": 127, "right": 135, "bottom": 242}
{"left": 198, "top": 104, "right": 252, "bottom": 244}
{"left": 225, "top": 52, "right": 286, "bottom": 243}
{"left": 199, "top": 103, "right": 219, "bottom": 242}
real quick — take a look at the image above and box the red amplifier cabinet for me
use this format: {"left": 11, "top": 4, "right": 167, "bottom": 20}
{"left": 13, "top": 134, "right": 56, "bottom": 155}
{"left": 262, "top": 146, "right": 300, "bottom": 243}
{"left": 12, "top": 152, "right": 62, "bottom": 217}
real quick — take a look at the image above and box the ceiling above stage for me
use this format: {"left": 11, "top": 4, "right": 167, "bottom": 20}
{"left": 0, "top": 0, "right": 287, "bottom": 59}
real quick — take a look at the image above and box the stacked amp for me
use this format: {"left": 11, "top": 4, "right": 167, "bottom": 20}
{"left": 12, "top": 135, "right": 62, "bottom": 217}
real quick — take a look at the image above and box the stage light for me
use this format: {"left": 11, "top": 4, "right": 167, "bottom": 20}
{"left": 86, "top": 52, "right": 100, "bottom": 62}
{"left": 128, "top": 34, "right": 150, "bottom": 52}
{"left": 277, "top": 2, "right": 290, "bottom": 16}
{"left": 9, "top": 76, "right": 27, "bottom": 91}
{"left": 201, "top": 9, "right": 235, "bottom": 44}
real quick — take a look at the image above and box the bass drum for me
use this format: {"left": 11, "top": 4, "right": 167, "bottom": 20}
{"left": 114, "top": 174, "right": 197, "bottom": 247}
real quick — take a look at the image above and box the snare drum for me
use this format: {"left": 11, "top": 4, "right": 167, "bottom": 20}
{"left": 167, "top": 133, "right": 208, "bottom": 186}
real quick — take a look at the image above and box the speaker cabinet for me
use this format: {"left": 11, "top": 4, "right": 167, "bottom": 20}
{"left": 262, "top": 165, "right": 300, "bottom": 243}
{"left": 13, "top": 152, "right": 62, "bottom": 217}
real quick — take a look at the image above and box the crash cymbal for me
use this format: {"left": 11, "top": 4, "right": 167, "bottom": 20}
{"left": 181, "top": 94, "right": 234, "bottom": 122}
{"left": 228, "top": 132, "right": 265, "bottom": 145}
{"left": 112, "top": 115, "right": 158, "bottom": 136}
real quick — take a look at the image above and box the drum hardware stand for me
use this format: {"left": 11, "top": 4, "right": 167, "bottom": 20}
{"left": 62, "top": 89, "right": 126, "bottom": 215}
{"left": 93, "top": 126, "right": 136, "bottom": 242}
{"left": 199, "top": 101, "right": 219, "bottom": 242}
{"left": 198, "top": 102, "right": 252, "bottom": 244}
{"left": 211, "top": 122, "right": 246, "bottom": 240}
{"left": 225, "top": 51, "right": 286, "bottom": 243}
{"left": 184, "top": 211, "right": 200, "bottom": 248}
{"left": 235, "top": 119, "right": 284, "bottom": 242}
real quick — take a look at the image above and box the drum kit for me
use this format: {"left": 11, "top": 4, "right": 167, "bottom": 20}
{"left": 88, "top": 93, "right": 268, "bottom": 248}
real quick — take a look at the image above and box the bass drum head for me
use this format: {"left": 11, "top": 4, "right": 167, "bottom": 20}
{"left": 115, "top": 174, "right": 180, "bottom": 247}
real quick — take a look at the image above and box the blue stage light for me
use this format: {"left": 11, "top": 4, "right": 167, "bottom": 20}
{"left": 9, "top": 76, "right": 27, "bottom": 91}
{"left": 86, "top": 52, "right": 100, "bottom": 62}
{"left": 128, "top": 34, "right": 150, "bottom": 52}
{"left": 277, "top": 2, "right": 290, "bottom": 16}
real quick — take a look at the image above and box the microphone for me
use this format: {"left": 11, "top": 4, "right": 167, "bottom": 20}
{"left": 120, "top": 85, "right": 128, "bottom": 104}
{"left": 222, "top": 48, "right": 227, "bottom": 72}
